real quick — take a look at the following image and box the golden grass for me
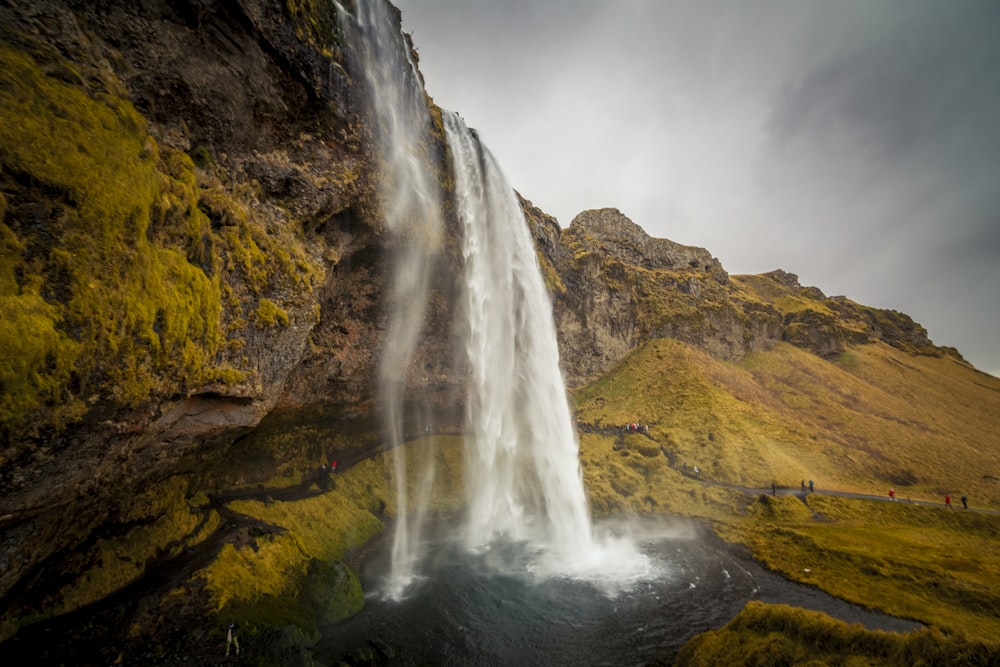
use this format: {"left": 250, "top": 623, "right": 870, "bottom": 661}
{"left": 574, "top": 337, "right": 1000, "bottom": 508}
{"left": 572, "top": 335, "right": 1000, "bottom": 651}
{"left": 739, "top": 495, "right": 1000, "bottom": 643}
{"left": 671, "top": 600, "right": 1000, "bottom": 666}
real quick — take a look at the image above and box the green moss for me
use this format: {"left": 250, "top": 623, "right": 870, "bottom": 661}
{"left": 194, "top": 438, "right": 468, "bottom": 636}
{"left": 0, "top": 224, "right": 85, "bottom": 426}
{"left": 0, "top": 44, "right": 232, "bottom": 431}
{"left": 197, "top": 460, "right": 388, "bottom": 634}
{"left": 254, "top": 298, "right": 290, "bottom": 328}
{"left": 536, "top": 250, "right": 566, "bottom": 294}
{"left": 675, "top": 601, "right": 1000, "bottom": 666}
{"left": 9, "top": 477, "right": 216, "bottom": 628}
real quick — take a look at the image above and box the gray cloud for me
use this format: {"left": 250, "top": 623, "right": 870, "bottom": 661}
{"left": 392, "top": 0, "right": 1000, "bottom": 376}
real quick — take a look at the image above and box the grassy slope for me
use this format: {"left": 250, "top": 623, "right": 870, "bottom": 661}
{"left": 574, "top": 338, "right": 1000, "bottom": 507}
{"left": 194, "top": 436, "right": 465, "bottom": 635}
{"left": 572, "top": 337, "right": 1000, "bottom": 651}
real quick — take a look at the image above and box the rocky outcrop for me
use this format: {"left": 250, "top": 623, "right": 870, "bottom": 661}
{"left": 0, "top": 0, "right": 400, "bottom": 649}
{"left": 522, "top": 208, "right": 944, "bottom": 386}
{"left": 539, "top": 208, "right": 779, "bottom": 386}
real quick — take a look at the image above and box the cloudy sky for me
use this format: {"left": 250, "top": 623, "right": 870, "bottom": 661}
{"left": 392, "top": 0, "right": 1000, "bottom": 377}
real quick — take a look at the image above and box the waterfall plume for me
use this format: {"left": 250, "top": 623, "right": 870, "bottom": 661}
{"left": 338, "top": 0, "right": 647, "bottom": 597}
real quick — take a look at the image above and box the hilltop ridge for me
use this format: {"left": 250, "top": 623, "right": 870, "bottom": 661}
{"left": 520, "top": 203, "right": 947, "bottom": 387}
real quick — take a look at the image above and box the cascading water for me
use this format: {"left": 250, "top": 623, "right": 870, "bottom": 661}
{"left": 443, "top": 113, "right": 593, "bottom": 556}
{"left": 338, "top": 0, "right": 647, "bottom": 596}
{"left": 335, "top": 0, "right": 445, "bottom": 596}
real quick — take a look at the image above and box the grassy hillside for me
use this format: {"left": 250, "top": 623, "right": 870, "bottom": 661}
{"left": 572, "top": 336, "right": 1000, "bottom": 651}
{"left": 573, "top": 337, "right": 1000, "bottom": 508}
{"left": 669, "top": 601, "right": 997, "bottom": 667}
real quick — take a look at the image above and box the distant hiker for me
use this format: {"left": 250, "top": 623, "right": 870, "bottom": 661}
{"left": 226, "top": 622, "right": 240, "bottom": 657}
{"left": 808, "top": 480, "right": 814, "bottom": 493}
{"left": 321, "top": 463, "right": 328, "bottom": 473}
{"left": 331, "top": 460, "right": 337, "bottom": 473}
{"left": 801, "top": 480, "right": 805, "bottom": 492}
{"left": 693, "top": 465, "right": 700, "bottom": 476}
{"left": 945, "top": 494, "right": 952, "bottom": 509}
{"left": 888, "top": 488, "right": 896, "bottom": 501}
{"left": 772, "top": 482, "right": 776, "bottom": 496}
{"left": 961, "top": 495, "right": 968, "bottom": 509}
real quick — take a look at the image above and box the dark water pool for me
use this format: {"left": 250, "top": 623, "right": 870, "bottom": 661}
{"left": 316, "top": 518, "right": 919, "bottom": 666}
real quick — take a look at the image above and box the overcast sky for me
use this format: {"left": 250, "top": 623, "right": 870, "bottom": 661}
{"left": 392, "top": 0, "right": 1000, "bottom": 377}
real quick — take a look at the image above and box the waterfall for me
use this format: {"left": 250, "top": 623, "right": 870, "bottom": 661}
{"left": 443, "top": 113, "right": 593, "bottom": 555}
{"left": 338, "top": 1, "right": 645, "bottom": 597}
{"left": 335, "top": 0, "right": 444, "bottom": 597}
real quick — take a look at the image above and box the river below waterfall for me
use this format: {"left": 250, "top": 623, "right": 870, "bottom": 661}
{"left": 316, "top": 516, "right": 920, "bottom": 666}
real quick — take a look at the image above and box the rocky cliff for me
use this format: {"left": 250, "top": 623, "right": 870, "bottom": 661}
{"left": 0, "top": 0, "right": 399, "bottom": 653}
{"left": 0, "top": 0, "right": 966, "bottom": 662}
{"left": 521, "top": 204, "right": 944, "bottom": 388}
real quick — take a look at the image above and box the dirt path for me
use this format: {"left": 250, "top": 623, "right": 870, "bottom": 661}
{"left": 696, "top": 478, "right": 1000, "bottom": 516}
{"left": 580, "top": 419, "right": 1000, "bottom": 516}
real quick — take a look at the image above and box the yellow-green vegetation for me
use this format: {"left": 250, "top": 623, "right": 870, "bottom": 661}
{"left": 572, "top": 335, "right": 1000, "bottom": 653}
{"left": 536, "top": 249, "right": 566, "bottom": 294}
{"left": 574, "top": 337, "right": 1000, "bottom": 507}
{"left": 284, "top": 0, "right": 340, "bottom": 58}
{"left": 739, "top": 495, "right": 1000, "bottom": 643}
{"left": 0, "top": 43, "right": 323, "bottom": 435}
{"left": 0, "top": 45, "right": 219, "bottom": 428}
{"left": 733, "top": 272, "right": 937, "bottom": 355}
{"left": 254, "top": 298, "right": 290, "bottom": 328}
{"left": 197, "top": 436, "right": 466, "bottom": 633}
{"left": 562, "top": 228, "right": 736, "bottom": 334}
{"left": 2, "top": 477, "right": 217, "bottom": 634}
{"left": 672, "top": 601, "right": 1000, "bottom": 666}
{"left": 579, "top": 429, "right": 749, "bottom": 522}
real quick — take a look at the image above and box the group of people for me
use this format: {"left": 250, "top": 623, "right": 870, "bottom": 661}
{"left": 624, "top": 422, "right": 649, "bottom": 434}
{"left": 890, "top": 488, "right": 968, "bottom": 509}
{"left": 943, "top": 493, "right": 968, "bottom": 509}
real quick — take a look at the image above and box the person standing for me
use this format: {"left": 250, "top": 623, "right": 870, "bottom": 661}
{"left": 888, "top": 488, "right": 896, "bottom": 501}
{"left": 226, "top": 622, "right": 240, "bottom": 657}
{"left": 945, "top": 494, "right": 952, "bottom": 509}
{"left": 808, "top": 479, "right": 814, "bottom": 493}
{"left": 961, "top": 494, "right": 968, "bottom": 509}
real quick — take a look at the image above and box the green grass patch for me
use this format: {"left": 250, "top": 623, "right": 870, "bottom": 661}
{"left": 197, "top": 436, "right": 466, "bottom": 635}
{"left": 672, "top": 600, "right": 1000, "bottom": 666}
{"left": 738, "top": 495, "right": 1000, "bottom": 644}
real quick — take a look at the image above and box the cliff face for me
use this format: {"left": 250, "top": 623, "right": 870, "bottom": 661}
{"left": 521, "top": 206, "right": 942, "bottom": 388}
{"left": 0, "top": 0, "right": 964, "bottom": 659}
{"left": 0, "top": 0, "right": 398, "bottom": 645}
